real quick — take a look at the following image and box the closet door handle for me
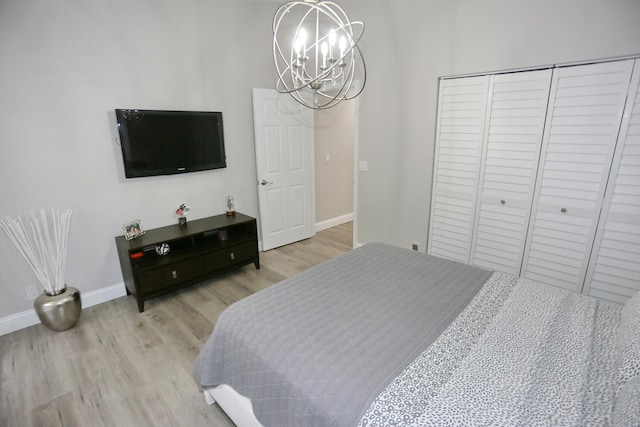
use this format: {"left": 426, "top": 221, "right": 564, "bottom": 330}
{"left": 561, "top": 208, "right": 567, "bottom": 213}
{"left": 500, "top": 200, "right": 506, "bottom": 205}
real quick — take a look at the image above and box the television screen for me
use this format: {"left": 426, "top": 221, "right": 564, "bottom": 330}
{"left": 115, "top": 109, "right": 227, "bottom": 178}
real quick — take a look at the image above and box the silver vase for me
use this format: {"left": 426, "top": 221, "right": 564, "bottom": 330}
{"left": 34, "top": 286, "right": 82, "bottom": 331}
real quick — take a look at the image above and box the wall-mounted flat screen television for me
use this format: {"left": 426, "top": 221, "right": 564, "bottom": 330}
{"left": 115, "top": 109, "right": 227, "bottom": 178}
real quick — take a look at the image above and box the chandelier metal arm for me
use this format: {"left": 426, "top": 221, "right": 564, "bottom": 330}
{"left": 272, "top": 0, "right": 366, "bottom": 110}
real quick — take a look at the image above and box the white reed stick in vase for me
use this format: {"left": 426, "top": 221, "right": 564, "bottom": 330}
{"left": 1, "top": 217, "right": 40, "bottom": 286}
{"left": 59, "top": 209, "right": 71, "bottom": 291}
{"left": 36, "top": 210, "right": 56, "bottom": 289}
{"left": 4, "top": 215, "right": 49, "bottom": 289}
{"left": 0, "top": 208, "right": 73, "bottom": 295}
{"left": 32, "top": 213, "right": 53, "bottom": 290}
{"left": 31, "top": 217, "right": 52, "bottom": 290}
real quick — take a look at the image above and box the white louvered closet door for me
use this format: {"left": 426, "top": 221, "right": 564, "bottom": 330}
{"left": 583, "top": 59, "right": 640, "bottom": 303}
{"left": 428, "top": 76, "right": 489, "bottom": 262}
{"left": 521, "top": 60, "right": 635, "bottom": 292}
{"left": 470, "top": 70, "right": 552, "bottom": 274}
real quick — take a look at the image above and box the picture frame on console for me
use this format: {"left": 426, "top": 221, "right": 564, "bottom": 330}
{"left": 123, "top": 219, "right": 144, "bottom": 240}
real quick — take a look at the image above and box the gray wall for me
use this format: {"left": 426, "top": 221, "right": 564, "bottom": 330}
{"left": 351, "top": 0, "right": 640, "bottom": 250}
{"left": 0, "top": 0, "right": 277, "bottom": 319}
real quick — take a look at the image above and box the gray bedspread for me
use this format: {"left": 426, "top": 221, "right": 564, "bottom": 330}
{"left": 193, "top": 242, "right": 492, "bottom": 427}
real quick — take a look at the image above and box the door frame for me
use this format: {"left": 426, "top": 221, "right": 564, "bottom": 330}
{"left": 352, "top": 97, "right": 360, "bottom": 248}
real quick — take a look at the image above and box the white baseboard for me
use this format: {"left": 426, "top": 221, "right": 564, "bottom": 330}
{"left": 315, "top": 213, "right": 353, "bottom": 232}
{"left": 0, "top": 310, "right": 39, "bottom": 337}
{"left": 0, "top": 282, "right": 127, "bottom": 336}
{"left": 81, "top": 282, "right": 127, "bottom": 308}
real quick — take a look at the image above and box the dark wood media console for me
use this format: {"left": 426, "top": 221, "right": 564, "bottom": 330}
{"left": 115, "top": 213, "right": 259, "bottom": 312}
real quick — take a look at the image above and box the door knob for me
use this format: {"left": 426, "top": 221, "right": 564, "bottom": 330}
{"left": 260, "top": 179, "right": 273, "bottom": 186}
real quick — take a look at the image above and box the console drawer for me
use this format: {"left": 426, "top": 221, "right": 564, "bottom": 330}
{"left": 203, "top": 241, "right": 257, "bottom": 270}
{"left": 137, "top": 257, "right": 205, "bottom": 294}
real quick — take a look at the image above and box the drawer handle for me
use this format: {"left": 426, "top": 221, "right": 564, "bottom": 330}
{"left": 500, "top": 199, "right": 506, "bottom": 205}
{"left": 172, "top": 270, "right": 177, "bottom": 279}
{"left": 230, "top": 252, "right": 235, "bottom": 260}
{"left": 561, "top": 208, "right": 567, "bottom": 213}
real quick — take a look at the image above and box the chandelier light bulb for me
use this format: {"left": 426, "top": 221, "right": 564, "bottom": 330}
{"left": 297, "top": 28, "right": 307, "bottom": 52}
{"left": 328, "top": 28, "right": 337, "bottom": 59}
{"left": 321, "top": 42, "right": 329, "bottom": 68}
{"left": 339, "top": 35, "right": 347, "bottom": 60}
{"left": 272, "top": 0, "right": 366, "bottom": 110}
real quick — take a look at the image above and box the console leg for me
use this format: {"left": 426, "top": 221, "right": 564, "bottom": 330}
{"left": 254, "top": 258, "right": 260, "bottom": 269}
{"left": 136, "top": 298, "right": 145, "bottom": 313}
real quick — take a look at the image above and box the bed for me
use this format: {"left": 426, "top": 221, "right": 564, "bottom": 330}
{"left": 193, "top": 242, "right": 640, "bottom": 426}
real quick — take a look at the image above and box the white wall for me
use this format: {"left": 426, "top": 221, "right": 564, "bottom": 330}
{"left": 350, "top": 0, "right": 640, "bottom": 249}
{"left": 0, "top": 0, "right": 277, "bottom": 321}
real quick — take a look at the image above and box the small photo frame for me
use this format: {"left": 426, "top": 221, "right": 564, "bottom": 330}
{"left": 123, "top": 219, "right": 145, "bottom": 240}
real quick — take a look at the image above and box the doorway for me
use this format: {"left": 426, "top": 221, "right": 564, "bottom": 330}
{"left": 313, "top": 101, "right": 356, "bottom": 233}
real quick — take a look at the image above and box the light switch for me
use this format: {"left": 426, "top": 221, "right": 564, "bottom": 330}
{"left": 325, "top": 153, "right": 331, "bottom": 164}
{"left": 359, "top": 160, "right": 369, "bottom": 172}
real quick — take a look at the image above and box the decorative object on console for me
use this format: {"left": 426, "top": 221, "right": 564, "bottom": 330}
{"left": 0, "top": 208, "right": 82, "bottom": 331}
{"left": 123, "top": 219, "right": 144, "bottom": 240}
{"left": 155, "top": 242, "right": 170, "bottom": 256}
{"left": 225, "top": 196, "right": 235, "bottom": 217}
{"left": 176, "top": 203, "right": 190, "bottom": 225}
{"left": 272, "top": 0, "right": 366, "bottom": 110}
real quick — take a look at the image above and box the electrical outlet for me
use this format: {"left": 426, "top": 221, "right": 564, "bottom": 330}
{"left": 25, "top": 285, "right": 39, "bottom": 301}
{"left": 412, "top": 242, "right": 420, "bottom": 251}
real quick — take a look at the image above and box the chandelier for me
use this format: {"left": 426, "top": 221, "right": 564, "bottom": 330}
{"left": 272, "top": 0, "right": 366, "bottom": 110}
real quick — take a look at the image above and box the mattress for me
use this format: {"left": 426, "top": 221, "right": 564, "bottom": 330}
{"left": 193, "top": 242, "right": 492, "bottom": 426}
{"left": 194, "top": 242, "right": 640, "bottom": 426}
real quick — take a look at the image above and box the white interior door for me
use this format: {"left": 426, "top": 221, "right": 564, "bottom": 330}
{"left": 252, "top": 88, "right": 315, "bottom": 251}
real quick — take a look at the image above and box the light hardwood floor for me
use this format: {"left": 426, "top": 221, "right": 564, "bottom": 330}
{"left": 0, "top": 222, "right": 353, "bottom": 427}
